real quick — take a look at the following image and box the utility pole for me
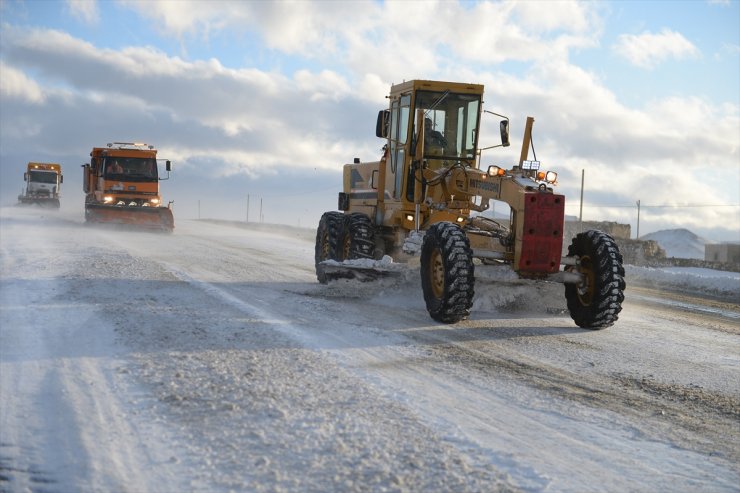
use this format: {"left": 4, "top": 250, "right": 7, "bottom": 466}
{"left": 636, "top": 200, "right": 641, "bottom": 239}
{"left": 579, "top": 169, "right": 584, "bottom": 233}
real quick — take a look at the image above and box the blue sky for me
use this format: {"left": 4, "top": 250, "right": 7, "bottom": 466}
{"left": 1, "top": 0, "right": 738, "bottom": 241}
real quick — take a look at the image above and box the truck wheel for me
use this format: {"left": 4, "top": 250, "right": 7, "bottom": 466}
{"left": 315, "top": 211, "right": 346, "bottom": 283}
{"left": 342, "top": 213, "right": 375, "bottom": 260}
{"left": 420, "top": 222, "right": 475, "bottom": 323}
{"left": 565, "top": 230, "right": 626, "bottom": 329}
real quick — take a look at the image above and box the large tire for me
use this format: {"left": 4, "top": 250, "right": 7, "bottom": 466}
{"left": 420, "top": 222, "right": 475, "bottom": 323}
{"left": 315, "top": 211, "right": 345, "bottom": 283}
{"left": 342, "top": 213, "right": 375, "bottom": 260}
{"left": 565, "top": 230, "right": 626, "bottom": 329}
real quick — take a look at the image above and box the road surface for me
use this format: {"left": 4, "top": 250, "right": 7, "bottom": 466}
{"left": 1, "top": 207, "right": 738, "bottom": 492}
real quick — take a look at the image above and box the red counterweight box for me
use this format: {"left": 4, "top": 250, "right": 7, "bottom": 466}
{"left": 518, "top": 192, "right": 565, "bottom": 274}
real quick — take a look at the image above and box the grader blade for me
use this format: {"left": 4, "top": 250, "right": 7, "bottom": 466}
{"left": 318, "top": 258, "right": 406, "bottom": 282}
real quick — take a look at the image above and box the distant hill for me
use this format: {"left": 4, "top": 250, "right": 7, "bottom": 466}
{"left": 641, "top": 229, "right": 711, "bottom": 259}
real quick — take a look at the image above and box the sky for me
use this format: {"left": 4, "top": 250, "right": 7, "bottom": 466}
{"left": 0, "top": 0, "right": 738, "bottom": 242}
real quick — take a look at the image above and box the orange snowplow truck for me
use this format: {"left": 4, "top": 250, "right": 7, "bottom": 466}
{"left": 82, "top": 142, "right": 174, "bottom": 231}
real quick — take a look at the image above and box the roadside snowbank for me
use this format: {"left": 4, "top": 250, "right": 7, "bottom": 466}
{"left": 626, "top": 265, "right": 740, "bottom": 301}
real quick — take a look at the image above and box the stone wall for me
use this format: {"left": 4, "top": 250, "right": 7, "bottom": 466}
{"left": 562, "top": 221, "right": 663, "bottom": 265}
{"left": 564, "top": 221, "right": 631, "bottom": 241}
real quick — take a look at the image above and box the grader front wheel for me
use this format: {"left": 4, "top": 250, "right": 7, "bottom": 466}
{"left": 420, "top": 222, "right": 475, "bottom": 323}
{"left": 565, "top": 230, "right": 626, "bottom": 329}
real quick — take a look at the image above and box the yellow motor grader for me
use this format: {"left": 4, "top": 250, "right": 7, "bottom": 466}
{"left": 82, "top": 142, "right": 174, "bottom": 231}
{"left": 315, "top": 80, "right": 625, "bottom": 328}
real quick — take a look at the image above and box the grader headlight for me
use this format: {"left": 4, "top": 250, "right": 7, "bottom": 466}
{"left": 487, "top": 165, "right": 505, "bottom": 177}
{"left": 535, "top": 170, "right": 558, "bottom": 184}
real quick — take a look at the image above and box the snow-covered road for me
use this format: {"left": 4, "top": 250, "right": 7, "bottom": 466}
{"left": 1, "top": 207, "right": 738, "bottom": 492}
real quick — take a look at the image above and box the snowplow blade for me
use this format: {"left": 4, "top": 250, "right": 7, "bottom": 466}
{"left": 18, "top": 197, "right": 60, "bottom": 208}
{"left": 318, "top": 257, "right": 406, "bottom": 282}
{"left": 85, "top": 204, "right": 174, "bottom": 231}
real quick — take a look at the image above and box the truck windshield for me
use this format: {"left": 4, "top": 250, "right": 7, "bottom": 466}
{"left": 415, "top": 90, "right": 481, "bottom": 161}
{"left": 28, "top": 170, "right": 58, "bottom": 184}
{"left": 105, "top": 157, "right": 158, "bottom": 181}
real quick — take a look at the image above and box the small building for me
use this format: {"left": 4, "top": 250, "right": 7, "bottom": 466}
{"left": 705, "top": 243, "right": 740, "bottom": 264}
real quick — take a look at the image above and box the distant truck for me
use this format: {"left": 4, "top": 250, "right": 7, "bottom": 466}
{"left": 18, "top": 162, "right": 63, "bottom": 208}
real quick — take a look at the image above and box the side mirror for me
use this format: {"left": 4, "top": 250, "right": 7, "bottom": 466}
{"left": 376, "top": 110, "right": 390, "bottom": 139}
{"left": 500, "top": 120, "right": 510, "bottom": 147}
{"left": 60, "top": 175, "right": 64, "bottom": 184}
{"left": 23, "top": 172, "right": 27, "bottom": 181}
{"left": 166, "top": 160, "right": 172, "bottom": 172}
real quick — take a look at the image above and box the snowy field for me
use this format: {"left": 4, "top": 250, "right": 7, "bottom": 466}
{"left": 1, "top": 206, "right": 738, "bottom": 493}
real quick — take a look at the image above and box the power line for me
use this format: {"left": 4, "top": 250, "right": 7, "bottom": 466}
{"left": 565, "top": 203, "right": 739, "bottom": 209}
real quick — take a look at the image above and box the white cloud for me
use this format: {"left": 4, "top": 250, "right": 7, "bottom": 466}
{"left": 118, "top": 0, "right": 238, "bottom": 39}
{"left": 66, "top": 0, "right": 100, "bottom": 24}
{"left": 115, "top": 0, "right": 601, "bottom": 77}
{"left": 613, "top": 28, "right": 700, "bottom": 69}
{"left": 294, "top": 70, "right": 351, "bottom": 102}
{"left": 0, "top": 62, "right": 45, "bottom": 103}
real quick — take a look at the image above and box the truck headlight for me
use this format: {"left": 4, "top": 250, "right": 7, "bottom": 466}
{"left": 103, "top": 196, "right": 114, "bottom": 203}
{"left": 150, "top": 198, "right": 160, "bottom": 205}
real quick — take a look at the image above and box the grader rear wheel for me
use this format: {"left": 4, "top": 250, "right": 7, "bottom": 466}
{"left": 565, "top": 230, "right": 626, "bottom": 329}
{"left": 343, "top": 212, "right": 375, "bottom": 260}
{"left": 420, "top": 222, "right": 475, "bottom": 323}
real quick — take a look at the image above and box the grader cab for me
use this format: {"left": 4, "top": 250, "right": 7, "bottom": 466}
{"left": 315, "top": 80, "right": 625, "bottom": 328}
